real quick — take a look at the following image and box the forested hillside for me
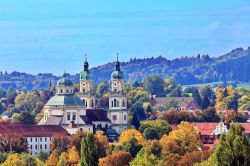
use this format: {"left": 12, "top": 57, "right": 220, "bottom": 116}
{"left": 0, "top": 47, "right": 250, "bottom": 90}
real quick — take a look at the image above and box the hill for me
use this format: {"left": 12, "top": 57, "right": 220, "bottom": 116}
{"left": 0, "top": 47, "right": 250, "bottom": 90}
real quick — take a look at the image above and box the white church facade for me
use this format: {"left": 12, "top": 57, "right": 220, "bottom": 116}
{"left": 39, "top": 56, "right": 128, "bottom": 135}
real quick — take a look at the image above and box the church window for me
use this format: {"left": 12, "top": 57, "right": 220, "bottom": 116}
{"left": 72, "top": 113, "right": 76, "bottom": 121}
{"left": 61, "top": 89, "right": 63, "bottom": 93}
{"left": 114, "top": 99, "right": 117, "bottom": 107}
{"left": 67, "top": 113, "right": 71, "bottom": 121}
{"left": 112, "top": 101, "right": 114, "bottom": 107}
{"left": 91, "top": 100, "right": 94, "bottom": 107}
{"left": 112, "top": 115, "right": 117, "bottom": 121}
{"left": 66, "top": 90, "right": 69, "bottom": 93}
{"left": 124, "top": 115, "right": 127, "bottom": 121}
{"left": 122, "top": 99, "right": 126, "bottom": 107}
{"left": 117, "top": 100, "right": 119, "bottom": 107}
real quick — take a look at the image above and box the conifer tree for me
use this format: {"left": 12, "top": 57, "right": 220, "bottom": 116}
{"left": 80, "top": 133, "right": 98, "bottom": 166}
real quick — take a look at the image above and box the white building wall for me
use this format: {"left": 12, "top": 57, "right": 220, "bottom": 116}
{"left": 27, "top": 136, "right": 51, "bottom": 156}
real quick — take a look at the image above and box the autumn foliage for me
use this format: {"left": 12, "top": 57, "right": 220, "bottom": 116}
{"left": 99, "top": 151, "right": 132, "bottom": 166}
{"left": 119, "top": 129, "right": 145, "bottom": 144}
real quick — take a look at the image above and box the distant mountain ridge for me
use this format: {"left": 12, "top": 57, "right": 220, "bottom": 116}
{"left": 0, "top": 47, "right": 250, "bottom": 90}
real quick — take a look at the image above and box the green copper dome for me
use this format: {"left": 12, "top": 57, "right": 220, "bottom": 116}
{"left": 47, "top": 94, "right": 83, "bottom": 106}
{"left": 57, "top": 78, "right": 73, "bottom": 86}
{"left": 111, "top": 70, "right": 124, "bottom": 80}
{"left": 80, "top": 71, "right": 92, "bottom": 80}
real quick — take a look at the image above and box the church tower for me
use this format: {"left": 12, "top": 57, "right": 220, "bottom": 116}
{"left": 108, "top": 54, "right": 128, "bottom": 134}
{"left": 79, "top": 55, "right": 96, "bottom": 109}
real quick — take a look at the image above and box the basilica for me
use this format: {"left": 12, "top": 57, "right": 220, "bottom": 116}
{"left": 38, "top": 57, "right": 128, "bottom": 136}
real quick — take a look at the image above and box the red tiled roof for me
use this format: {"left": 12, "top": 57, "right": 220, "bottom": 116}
{"left": 0, "top": 124, "right": 68, "bottom": 137}
{"left": 192, "top": 122, "right": 218, "bottom": 135}
{"left": 240, "top": 123, "right": 250, "bottom": 134}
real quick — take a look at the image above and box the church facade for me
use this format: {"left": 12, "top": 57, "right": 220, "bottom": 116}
{"left": 39, "top": 56, "right": 128, "bottom": 135}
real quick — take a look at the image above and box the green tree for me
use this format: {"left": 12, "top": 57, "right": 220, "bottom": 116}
{"left": 130, "top": 148, "right": 159, "bottom": 166}
{"left": 200, "top": 107, "right": 220, "bottom": 122}
{"left": 0, "top": 87, "right": 6, "bottom": 99}
{"left": 18, "top": 111, "right": 35, "bottom": 124}
{"left": 224, "top": 95, "right": 238, "bottom": 111}
{"left": 80, "top": 133, "right": 98, "bottom": 166}
{"left": 192, "top": 89, "right": 202, "bottom": 107}
{"left": 215, "top": 123, "right": 250, "bottom": 166}
{"left": 131, "top": 113, "right": 140, "bottom": 129}
{"left": 140, "top": 119, "right": 171, "bottom": 139}
{"left": 36, "top": 151, "right": 48, "bottom": 162}
{"left": 143, "top": 127, "right": 160, "bottom": 140}
{"left": 121, "top": 137, "right": 143, "bottom": 158}
{"left": 143, "top": 75, "right": 165, "bottom": 97}
{"left": 201, "top": 94, "right": 210, "bottom": 110}
{"left": 6, "top": 87, "right": 17, "bottom": 104}
{"left": 96, "top": 82, "right": 109, "bottom": 97}
{"left": 58, "top": 152, "right": 68, "bottom": 166}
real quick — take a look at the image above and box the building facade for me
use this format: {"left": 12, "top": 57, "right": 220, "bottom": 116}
{"left": 0, "top": 124, "right": 68, "bottom": 156}
{"left": 108, "top": 57, "right": 128, "bottom": 134}
{"left": 78, "top": 57, "right": 96, "bottom": 109}
{"left": 39, "top": 56, "right": 128, "bottom": 135}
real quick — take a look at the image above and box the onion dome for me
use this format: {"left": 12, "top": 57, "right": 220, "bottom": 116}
{"left": 80, "top": 55, "right": 92, "bottom": 80}
{"left": 111, "top": 54, "right": 124, "bottom": 80}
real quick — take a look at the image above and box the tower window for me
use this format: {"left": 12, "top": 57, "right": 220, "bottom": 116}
{"left": 122, "top": 99, "right": 125, "bottom": 107}
{"left": 112, "top": 115, "right": 117, "bottom": 121}
{"left": 114, "top": 99, "right": 117, "bottom": 107}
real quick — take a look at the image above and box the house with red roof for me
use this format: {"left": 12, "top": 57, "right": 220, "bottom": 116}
{"left": 171, "top": 122, "right": 250, "bottom": 150}
{"left": 0, "top": 124, "right": 68, "bottom": 156}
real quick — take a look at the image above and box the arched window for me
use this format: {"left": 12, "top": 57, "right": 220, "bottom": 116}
{"left": 67, "top": 113, "right": 70, "bottom": 121}
{"left": 72, "top": 113, "right": 76, "bottom": 121}
{"left": 45, "top": 112, "right": 48, "bottom": 121}
{"left": 114, "top": 99, "right": 117, "bottom": 107}
{"left": 61, "top": 89, "right": 63, "bottom": 93}
{"left": 122, "top": 99, "right": 125, "bottom": 107}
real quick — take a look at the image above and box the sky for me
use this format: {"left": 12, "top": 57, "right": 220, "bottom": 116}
{"left": 0, "top": 0, "right": 250, "bottom": 75}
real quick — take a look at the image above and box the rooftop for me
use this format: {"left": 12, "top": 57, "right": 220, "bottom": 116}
{"left": 0, "top": 124, "right": 68, "bottom": 137}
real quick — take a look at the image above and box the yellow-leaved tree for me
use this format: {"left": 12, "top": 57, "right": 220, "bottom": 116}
{"left": 2, "top": 153, "right": 23, "bottom": 166}
{"left": 160, "top": 121, "right": 201, "bottom": 156}
{"left": 119, "top": 129, "right": 145, "bottom": 144}
{"left": 67, "top": 146, "right": 80, "bottom": 163}
{"left": 46, "top": 151, "right": 58, "bottom": 166}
